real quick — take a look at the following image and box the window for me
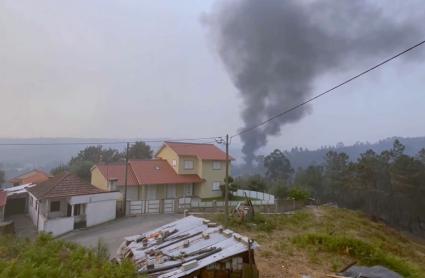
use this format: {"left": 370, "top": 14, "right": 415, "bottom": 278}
{"left": 172, "top": 159, "right": 177, "bottom": 167}
{"left": 212, "top": 182, "right": 221, "bottom": 191}
{"left": 183, "top": 160, "right": 194, "bottom": 170}
{"left": 50, "top": 201, "right": 60, "bottom": 212}
{"left": 212, "top": 161, "right": 221, "bottom": 170}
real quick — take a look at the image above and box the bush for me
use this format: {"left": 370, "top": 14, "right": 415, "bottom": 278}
{"left": 288, "top": 187, "right": 310, "bottom": 201}
{"left": 0, "top": 234, "right": 137, "bottom": 278}
{"left": 292, "top": 233, "right": 421, "bottom": 278}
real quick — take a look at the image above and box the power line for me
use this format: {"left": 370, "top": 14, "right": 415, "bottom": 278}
{"left": 231, "top": 39, "right": 425, "bottom": 138}
{"left": 0, "top": 136, "right": 221, "bottom": 146}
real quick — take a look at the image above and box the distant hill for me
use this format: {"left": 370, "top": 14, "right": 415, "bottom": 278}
{"left": 1, "top": 136, "right": 424, "bottom": 180}
{"left": 285, "top": 136, "right": 425, "bottom": 169}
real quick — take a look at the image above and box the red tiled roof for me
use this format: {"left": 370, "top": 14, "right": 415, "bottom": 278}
{"left": 8, "top": 169, "right": 51, "bottom": 185}
{"left": 0, "top": 191, "right": 6, "bottom": 207}
{"left": 129, "top": 160, "right": 203, "bottom": 185}
{"left": 95, "top": 163, "right": 138, "bottom": 186}
{"left": 27, "top": 172, "right": 107, "bottom": 199}
{"left": 93, "top": 160, "right": 203, "bottom": 186}
{"left": 161, "top": 142, "right": 233, "bottom": 161}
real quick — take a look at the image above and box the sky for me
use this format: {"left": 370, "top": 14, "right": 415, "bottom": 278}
{"left": 0, "top": 0, "right": 424, "bottom": 154}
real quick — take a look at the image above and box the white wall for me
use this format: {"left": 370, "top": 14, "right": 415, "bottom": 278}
{"left": 43, "top": 216, "right": 74, "bottom": 236}
{"left": 28, "top": 193, "right": 39, "bottom": 226}
{"left": 86, "top": 200, "right": 116, "bottom": 227}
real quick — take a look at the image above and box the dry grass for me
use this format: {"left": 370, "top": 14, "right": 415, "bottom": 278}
{"left": 208, "top": 206, "right": 425, "bottom": 277}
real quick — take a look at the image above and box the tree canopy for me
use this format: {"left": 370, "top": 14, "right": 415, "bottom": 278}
{"left": 127, "top": 141, "right": 153, "bottom": 160}
{"left": 264, "top": 149, "right": 293, "bottom": 182}
{"left": 51, "top": 141, "right": 152, "bottom": 180}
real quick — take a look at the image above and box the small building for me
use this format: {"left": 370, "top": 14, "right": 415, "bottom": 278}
{"left": 27, "top": 172, "right": 120, "bottom": 236}
{"left": 115, "top": 215, "right": 258, "bottom": 277}
{"left": 8, "top": 169, "right": 51, "bottom": 186}
{"left": 0, "top": 191, "right": 6, "bottom": 222}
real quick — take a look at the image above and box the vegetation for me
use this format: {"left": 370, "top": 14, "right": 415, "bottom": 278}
{"left": 0, "top": 234, "right": 137, "bottom": 277}
{"left": 50, "top": 141, "right": 153, "bottom": 180}
{"left": 234, "top": 139, "right": 425, "bottom": 235}
{"left": 209, "top": 207, "right": 425, "bottom": 277}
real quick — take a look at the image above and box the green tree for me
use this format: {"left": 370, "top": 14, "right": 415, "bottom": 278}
{"left": 323, "top": 151, "right": 351, "bottom": 201}
{"left": 264, "top": 149, "right": 294, "bottom": 182}
{"left": 69, "top": 145, "right": 122, "bottom": 180}
{"left": 220, "top": 176, "right": 238, "bottom": 198}
{"left": 236, "top": 175, "right": 268, "bottom": 192}
{"left": 390, "top": 139, "right": 405, "bottom": 161}
{"left": 70, "top": 146, "right": 122, "bottom": 165}
{"left": 127, "top": 141, "right": 153, "bottom": 159}
{"left": 294, "top": 165, "right": 324, "bottom": 199}
{"left": 416, "top": 148, "right": 425, "bottom": 165}
{"left": 50, "top": 164, "right": 69, "bottom": 176}
{"left": 288, "top": 187, "right": 310, "bottom": 201}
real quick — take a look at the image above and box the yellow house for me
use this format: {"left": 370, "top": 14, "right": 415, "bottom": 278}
{"left": 90, "top": 142, "right": 232, "bottom": 201}
{"left": 156, "top": 141, "right": 232, "bottom": 199}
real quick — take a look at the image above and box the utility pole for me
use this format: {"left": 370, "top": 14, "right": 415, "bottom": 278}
{"left": 123, "top": 142, "right": 130, "bottom": 217}
{"left": 224, "top": 134, "right": 229, "bottom": 222}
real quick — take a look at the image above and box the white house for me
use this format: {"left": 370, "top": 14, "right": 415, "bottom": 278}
{"left": 27, "top": 172, "right": 120, "bottom": 236}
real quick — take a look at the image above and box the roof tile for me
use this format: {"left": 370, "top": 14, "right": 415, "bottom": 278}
{"left": 28, "top": 172, "right": 107, "bottom": 199}
{"left": 163, "top": 142, "right": 233, "bottom": 161}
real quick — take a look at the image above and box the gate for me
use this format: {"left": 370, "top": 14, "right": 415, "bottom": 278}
{"left": 146, "top": 200, "right": 160, "bottom": 214}
{"left": 129, "top": 200, "right": 145, "bottom": 215}
{"left": 128, "top": 199, "right": 176, "bottom": 215}
{"left": 163, "top": 199, "right": 175, "bottom": 214}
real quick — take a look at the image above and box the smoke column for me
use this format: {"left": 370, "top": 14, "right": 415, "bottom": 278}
{"left": 205, "top": 0, "right": 421, "bottom": 164}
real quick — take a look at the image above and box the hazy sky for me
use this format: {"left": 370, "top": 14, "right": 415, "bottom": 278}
{"left": 1, "top": 0, "right": 424, "bottom": 153}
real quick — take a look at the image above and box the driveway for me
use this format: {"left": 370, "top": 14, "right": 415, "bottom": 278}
{"left": 59, "top": 214, "right": 182, "bottom": 256}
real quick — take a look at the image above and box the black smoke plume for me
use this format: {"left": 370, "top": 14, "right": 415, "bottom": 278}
{"left": 205, "top": 0, "right": 422, "bottom": 164}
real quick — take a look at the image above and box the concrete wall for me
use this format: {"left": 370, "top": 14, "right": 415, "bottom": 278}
{"left": 86, "top": 200, "right": 116, "bottom": 227}
{"left": 91, "top": 167, "right": 108, "bottom": 190}
{"left": 43, "top": 216, "right": 74, "bottom": 236}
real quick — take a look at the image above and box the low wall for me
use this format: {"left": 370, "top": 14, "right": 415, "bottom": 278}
{"left": 178, "top": 198, "right": 304, "bottom": 214}
{"left": 43, "top": 216, "right": 74, "bottom": 236}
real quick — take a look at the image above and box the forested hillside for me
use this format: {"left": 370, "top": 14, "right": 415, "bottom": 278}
{"left": 234, "top": 139, "right": 425, "bottom": 236}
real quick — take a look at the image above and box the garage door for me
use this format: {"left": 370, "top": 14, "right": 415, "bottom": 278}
{"left": 5, "top": 197, "right": 26, "bottom": 217}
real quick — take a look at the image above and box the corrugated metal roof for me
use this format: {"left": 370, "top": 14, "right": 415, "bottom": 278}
{"left": 115, "top": 216, "right": 257, "bottom": 277}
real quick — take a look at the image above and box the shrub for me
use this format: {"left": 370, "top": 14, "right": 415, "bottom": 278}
{"left": 0, "top": 234, "right": 137, "bottom": 278}
{"left": 288, "top": 187, "right": 310, "bottom": 201}
{"left": 292, "top": 233, "right": 421, "bottom": 278}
